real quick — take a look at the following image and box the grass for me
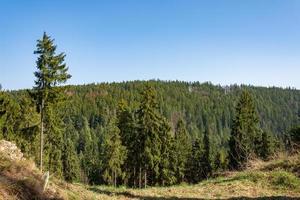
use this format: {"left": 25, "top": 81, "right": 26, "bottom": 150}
{"left": 1, "top": 152, "right": 300, "bottom": 200}
{"left": 58, "top": 170, "right": 300, "bottom": 200}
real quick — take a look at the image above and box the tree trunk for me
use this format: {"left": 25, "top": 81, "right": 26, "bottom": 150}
{"left": 114, "top": 170, "right": 117, "bottom": 187}
{"left": 133, "top": 167, "right": 136, "bottom": 188}
{"left": 40, "top": 100, "right": 44, "bottom": 172}
{"left": 144, "top": 170, "right": 147, "bottom": 188}
{"left": 139, "top": 167, "right": 142, "bottom": 189}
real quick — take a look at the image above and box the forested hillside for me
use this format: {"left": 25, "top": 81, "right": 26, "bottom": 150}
{"left": 1, "top": 80, "right": 299, "bottom": 186}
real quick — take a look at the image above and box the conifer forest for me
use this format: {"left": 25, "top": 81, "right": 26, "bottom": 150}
{"left": 1, "top": 33, "right": 299, "bottom": 191}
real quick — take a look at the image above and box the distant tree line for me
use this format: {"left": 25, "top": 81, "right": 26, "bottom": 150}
{"left": 0, "top": 33, "right": 299, "bottom": 187}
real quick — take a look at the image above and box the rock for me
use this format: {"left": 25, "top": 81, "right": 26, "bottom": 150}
{"left": 0, "top": 140, "right": 23, "bottom": 161}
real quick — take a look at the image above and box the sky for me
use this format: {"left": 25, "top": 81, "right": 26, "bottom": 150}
{"left": 1, "top": 0, "right": 300, "bottom": 90}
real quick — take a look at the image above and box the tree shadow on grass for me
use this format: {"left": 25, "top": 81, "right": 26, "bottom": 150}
{"left": 88, "top": 187, "right": 299, "bottom": 200}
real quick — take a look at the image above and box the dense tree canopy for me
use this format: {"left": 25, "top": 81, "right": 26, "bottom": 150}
{"left": 1, "top": 80, "right": 299, "bottom": 186}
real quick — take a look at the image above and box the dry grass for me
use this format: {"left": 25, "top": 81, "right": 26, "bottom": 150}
{"left": 1, "top": 152, "right": 300, "bottom": 200}
{"left": 0, "top": 153, "right": 64, "bottom": 200}
{"left": 83, "top": 170, "right": 300, "bottom": 200}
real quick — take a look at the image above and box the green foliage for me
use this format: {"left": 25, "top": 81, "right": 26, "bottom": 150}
{"left": 135, "top": 85, "right": 164, "bottom": 187}
{"left": 157, "top": 118, "right": 176, "bottom": 186}
{"left": 62, "top": 131, "right": 80, "bottom": 182}
{"left": 259, "top": 130, "right": 275, "bottom": 160}
{"left": 3, "top": 78, "right": 300, "bottom": 187}
{"left": 102, "top": 118, "right": 127, "bottom": 186}
{"left": 286, "top": 126, "right": 300, "bottom": 151}
{"left": 32, "top": 32, "right": 71, "bottom": 174}
{"left": 270, "top": 171, "right": 300, "bottom": 189}
{"left": 201, "top": 127, "right": 212, "bottom": 178}
{"left": 174, "top": 119, "right": 191, "bottom": 183}
{"left": 0, "top": 92, "right": 20, "bottom": 140}
{"left": 186, "top": 137, "right": 203, "bottom": 183}
{"left": 2, "top": 39, "right": 295, "bottom": 189}
{"left": 229, "top": 90, "right": 261, "bottom": 169}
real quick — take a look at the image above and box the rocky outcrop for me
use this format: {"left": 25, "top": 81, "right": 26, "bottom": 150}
{"left": 0, "top": 140, "right": 23, "bottom": 161}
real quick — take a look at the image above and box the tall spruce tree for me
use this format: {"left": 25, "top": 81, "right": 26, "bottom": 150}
{"left": 32, "top": 32, "right": 71, "bottom": 171}
{"left": 62, "top": 138, "right": 80, "bottom": 182}
{"left": 174, "top": 119, "right": 191, "bottom": 183}
{"left": 62, "top": 122, "right": 80, "bottom": 182}
{"left": 136, "top": 85, "right": 162, "bottom": 188}
{"left": 186, "top": 137, "right": 203, "bottom": 183}
{"left": 117, "top": 99, "right": 138, "bottom": 186}
{"left": 158, "top": 118, "right": 176, "bottom": 186}
{"left": 102, "top": 118, "right": 127, "bottom": 186}
{"left": 229, "top": 90, "right": 260, "bottom": 169}
{"left": 201, "top": 126, "right": 212, "bottom": 178}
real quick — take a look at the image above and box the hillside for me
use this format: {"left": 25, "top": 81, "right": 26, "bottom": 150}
{"left": 1, "top": 140, "right": 299, "bottom": 200}
{"left": 4, "top": 81, "right": 300, "bottom": 185}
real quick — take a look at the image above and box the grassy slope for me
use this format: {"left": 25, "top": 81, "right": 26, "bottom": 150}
{"left": 1, "top": 153, "right": 300, "bottom": 200}
{"left": 61, "top": 154, "right": 300, "bottom": 200}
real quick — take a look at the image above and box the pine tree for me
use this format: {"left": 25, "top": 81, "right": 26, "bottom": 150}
{"left": 102, "top": 118, "right": 127, "bottom": 186}
{"left": 186, "top": 137, "right": 203, "bottom": 183}
{"left": 0, "top": 92, "right": 20, "bottom": 141}
{"left": 174, "top": 119, "right": 191, "bottom": 183}
{"left": 259, "top": 130, "right": 275, "bottom": 160}
{"left": 136, "top": 85, "right": 162, "bottom": 188}
{"left": 32, "top": 32, "right": 71, "bottom": 171}
{"left": 43, "top": 105, "right": 64, "bottom": 177}
{"left": 117, "top": 99, "right": 138, "bottom": 186}
{"left": 201, "top": 127, "right": 212, "bottom": 178}
{"left": 62, "top": 138, "right": 80, "bottom": 182}
{"left": 62, "top": 122, "right": 80, "bottom": 182}
{"left": 229, "top": 90, "right": 260, "bottom": 169}
{"left": 15, "top": 94, "right": 40, "bottom": 157}
{"left": 158, "top": 118, "right": 176, "bottom": 186}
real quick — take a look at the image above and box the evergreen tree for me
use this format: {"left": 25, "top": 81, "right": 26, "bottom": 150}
{"left": 62, "top": 122, "right": 80, "bottom": 182}
{"left": 229, "top": 90, "right": 260, "bottom": 169}
{"left": 117, "top": 99, "right": 138, "bottom": 186}
{"left": 136, "top": 85, "right": 162, "bottom": 188}
{"left": 32, "top": 32, "right": 71, "bottom": 171}
{"left": 186, "top": 137, "right": 203, "bottom": 183}
{"left": 43, "top": 105, "right": 64, "bottom": 177}
{"left": 285, "top": 126, "right": 300, "bottom": 152}
{"left": 174, "top": 119, "right": 191, "bottom": 183}
{"left": 62, "top": 138, "right": 80, "bottom": 182}
{"left": 259, "top": 130, "right": 275, "bottom": 160}
{"left": 0, "top": 92, "right": 20, "bottom": 141}
{"left": 201, "top": 127, "right": 212, "bottom": 178}
{"left": 15, "top": 94, "right": 39, "bottom": 157}
{"left": 102, "top": 118, "right": 127, "bottom": 186}
{"left": 158, "top": 118, "right": 176, "bottom": 186}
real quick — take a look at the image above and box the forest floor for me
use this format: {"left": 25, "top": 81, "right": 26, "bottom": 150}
{"left": 0, "top": 150, "right": 300, "bottom": 200}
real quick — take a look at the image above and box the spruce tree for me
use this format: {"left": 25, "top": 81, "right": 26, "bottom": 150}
{"left": 0, "top": 92, "right": 20, "bottom": 141}
{"left": 186, "top": 137, "right": 203, "bottom": 183}
{"left": 158, "top": 118, "right": 176, "bottom": 186}
{"left": 32, "top": 32, "right": 71, "bottom": 171}
{"left": 259, "top": 130, "right": 275, "bottom": 160}
{"left": 43, "top": 105, "right": 64, "bottom": 177}
{"left": 136, "top": 85, "right": 162, "bottom": 188}
{"left": 62, "top": 138, "right": 80, "bottom": 182}
{"left": 15, "top": 94, "right": 39, "bottom": 157}
{"left": 102, "top": 118, "right": 127, "bottom": 186}
{"left": 201, "top": 127, "right": 212, "bottom": 178}
{"left": 117, "top": 99, "right": 138, "bottom": 186}
{"left": 174, "top": 119, "right": 191, "bottom": 183}
{"left": 229, "top": 90, "right": 260, "bottom": 169}
{"left": 62, "top": 122, "right": 80, "bottom": 182}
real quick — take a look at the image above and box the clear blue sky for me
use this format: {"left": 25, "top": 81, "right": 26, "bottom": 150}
{"left": 1, "top": 0, "right": 300, "bottom": 90}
